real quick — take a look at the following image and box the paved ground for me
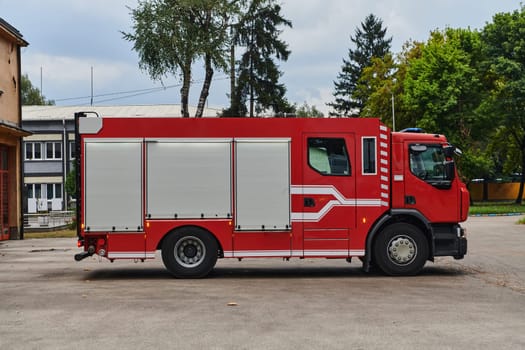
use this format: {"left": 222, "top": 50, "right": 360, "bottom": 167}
{"left": 1, "top": 216, "right": 524, "bottom": 349}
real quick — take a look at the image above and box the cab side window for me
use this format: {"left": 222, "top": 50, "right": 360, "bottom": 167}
{"left": 308, "top": 138, "right": 350, "bottom": 176}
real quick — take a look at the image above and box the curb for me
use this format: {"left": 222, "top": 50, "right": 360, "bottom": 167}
{"left": 469, "top": 213, "right": 524, "bottom": 217}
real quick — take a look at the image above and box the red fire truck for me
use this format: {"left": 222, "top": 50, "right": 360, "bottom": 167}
{"left": 74, "top": 113, "right": 468, "bottom": 277}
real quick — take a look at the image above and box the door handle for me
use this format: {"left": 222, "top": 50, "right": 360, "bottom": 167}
{"left": 304, "top": 197, "right": 315, "bottom": 207}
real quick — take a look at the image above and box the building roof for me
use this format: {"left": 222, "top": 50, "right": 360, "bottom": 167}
{"left": 0, "top": 17, "right": 28, "bottom": 46}
{"left": 22, "top": 104, "right": 223, "bottom": 121}
{"left": 0, "top": 119, "right": 31, "bottom": 137}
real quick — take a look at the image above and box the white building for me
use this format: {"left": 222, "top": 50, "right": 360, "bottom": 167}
{"left": 22, "top": 105, "right": 221, "bottom": 213}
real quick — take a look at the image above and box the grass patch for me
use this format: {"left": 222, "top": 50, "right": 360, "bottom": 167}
{"left": 24, "top": 229, "right": 77, "bottom": 239}
{"left": 517, "top": 217, "right": 525, "bottom": 225}
{"left": 469, "top": 202, "right": 525, "bottom": 215}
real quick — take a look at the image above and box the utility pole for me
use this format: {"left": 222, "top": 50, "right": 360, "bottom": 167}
{"left": 391, "top": 92, "right": 395, "bottom": 132}
{"left": 90, "top": 66, "right": 94, "bottom": 106}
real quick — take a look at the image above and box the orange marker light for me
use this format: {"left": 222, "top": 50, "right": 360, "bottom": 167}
{"left": 362, "top": 217, "right": 367, "bottom": 224}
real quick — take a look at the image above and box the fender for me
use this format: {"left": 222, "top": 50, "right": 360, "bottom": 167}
{"left": 363, "top": 209, "right": 434, "bottom": 272}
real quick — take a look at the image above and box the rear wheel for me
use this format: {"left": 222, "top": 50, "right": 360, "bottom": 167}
{"left": 373, "top": 223, "right": 429, "bottom": 276}
{"left": 161, "top": 227, "right": 218, "bottom": 278}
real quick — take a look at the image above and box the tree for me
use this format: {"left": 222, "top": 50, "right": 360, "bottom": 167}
{"left": 328, "top": 14, "right": 392, "bottom": 116}
{"left": 481, "top": 6, "right": 525, "bottom": 203}
{"left": 402, "top": 28, "right": 495, "bottom": 183}
{"left": 21, "top": 74, "right": 54, "bottom": 105}
{"left": 404, "top": 28, "right": 485, "bottom": 142}
{"left": 360, "top": 41, "right": 424, "bottom": 130}
{"left": 295, "top": 102, "right": 324, "bottom": 117}
{"left": 123, "top": 0, "right": 235, "bottom": 117}
{"left": 65, "top": 164, "right": 76, "bottom": 199}
{"left": 358, "top": 53, "right": 396, "bottom": 124}
{"left": 229, "top": 0, "right": 293, "bottom": 117}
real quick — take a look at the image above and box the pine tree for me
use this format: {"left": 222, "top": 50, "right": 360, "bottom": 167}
{"left": 225, "top": 0, "right": 293, "bottom": 117}
{"left": 328, "top": 14, "right": 392, "bottom": 116}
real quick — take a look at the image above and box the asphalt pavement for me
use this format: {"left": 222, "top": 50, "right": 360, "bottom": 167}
{"left": 1, "top": 216, "right": 524, "bottom": 349}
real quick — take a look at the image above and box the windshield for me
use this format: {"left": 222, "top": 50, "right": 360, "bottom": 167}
{"left": 409, "top": 144, "right": 454, "bottom": 188}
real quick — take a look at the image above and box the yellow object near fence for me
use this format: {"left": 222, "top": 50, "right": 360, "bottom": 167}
{"left": 469, "top": 182, "right": 525, "bottom": 201}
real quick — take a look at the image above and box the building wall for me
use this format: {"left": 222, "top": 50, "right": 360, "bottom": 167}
{"left": 0, "top": 20, "right": 28, "bottom": 240}
{"left": 22, "top": 119, "right": 75, "bottom": 213}
{"left": 0, "top": 30, "right": 20, "bottom": 124}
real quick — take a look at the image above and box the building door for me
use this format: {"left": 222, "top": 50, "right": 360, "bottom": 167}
{"left": 0, "top": 146, "right": 8, "bottom": 240}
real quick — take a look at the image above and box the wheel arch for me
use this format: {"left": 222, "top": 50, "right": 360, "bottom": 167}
{"left": 156, "top": 224, "right": 224, "bottom": 258}
{"left": 363, "top": 209, "right": 434, "bottom": 272}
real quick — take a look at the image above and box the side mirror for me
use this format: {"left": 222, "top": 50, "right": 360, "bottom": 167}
{"left": 443, "top": 145, "right": 456, "bottom": 158}
{"left": 444, "top": 161, "right": 456, "bottom": 181}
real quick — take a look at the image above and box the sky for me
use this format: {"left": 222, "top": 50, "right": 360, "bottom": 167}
{"left": 1, "top": 0, "right": 523, "bottom": 115}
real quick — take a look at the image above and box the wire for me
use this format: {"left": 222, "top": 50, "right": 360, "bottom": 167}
{"left": 55, "top": 75, "right": 230, "bottom": 106}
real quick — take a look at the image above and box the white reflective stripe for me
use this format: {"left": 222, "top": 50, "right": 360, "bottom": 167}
{"left": 380, "top": 133, "right": 388, "bottom": 140}
{"left": 380, "top": 125, "right": 388, "bottom": 131}
{"left": 303, "top": 250, "right": 348, "bottom": 256}
{"left": 107, "top": 252, "right": 155, "bottom": 259}
{"left": 231, "top": 250, "right": 291, "bottom": 257}
{"left": 290, "top": 185, "right": 382, "bottom": 222}
{"left": 224, "top": 250, "right": 366, "bottom": 257}
{"left": 394, "top": 174, "right": 404, "bottom": 181}
{"left": 349, "top": 250, "right": 365, "bottom": 256}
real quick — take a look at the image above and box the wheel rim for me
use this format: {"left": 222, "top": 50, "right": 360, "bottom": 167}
{"left": 174, "top": 236, "right": 206, "bottom": 268}
{"left": 387, "top": 235, "right": 417, "bottom": 266}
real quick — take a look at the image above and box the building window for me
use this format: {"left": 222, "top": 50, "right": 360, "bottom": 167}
{"left": 362, "top": 137, "right": 377, "bottom": 175}
{"left": 45, "top": 142, "right": 62, "bottom": 160}
{"left": 307, "top": 138, "right": 350, "bottom": 176}
{"left": 46, "top": 184, "right": 62, "bottom": 199}
{"left": 25, "top": 142, "right": 43, "bottom": 160}
{"left": 69, "top": 141, "right": 75, "bottom": 159}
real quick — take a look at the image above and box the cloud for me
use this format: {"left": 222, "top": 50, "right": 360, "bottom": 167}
{"left": 24, "top": 53, "right": 133, "bottom": 85}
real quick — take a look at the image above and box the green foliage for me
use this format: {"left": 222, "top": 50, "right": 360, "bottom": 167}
{"left": 481, "top": 6, "right": 525, "bottom": 203}
{"left": 329, "top": 14, "right": 392, "bottom": 116}
{"left": 404, "top": 28, "right": 485, "bottom": 145}
{"left": 400, "top": 28, "right": 494, "bottom": 181}
{"left": 360, "top": 41, "right": 424, "bottom": 130}
{"left": 123, "top": 0, "right": 235, "bottom": 117}
{"left": 21, "top": 74, "right": 54, "bottom": 105}
{"left": 65, "top": 163, "right": 76, "bottom": 199}
{"left": 231, "top": 0, "right": 293, "bottom": 116}
{"left": 469, "top": 202, "right": 525, "bottom": 215}
{"left": 358, "top": 54, "right": 396, "bottom": 122}
{"left": 294, "top": 102, "right": 324, "bottom": 118}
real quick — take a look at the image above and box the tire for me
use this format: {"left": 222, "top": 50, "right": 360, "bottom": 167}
{"left": 161, "top": 227, "right": 218, "bottom": 278}
{"left": 373, "top": 223, "right": 429, "bottom": 276}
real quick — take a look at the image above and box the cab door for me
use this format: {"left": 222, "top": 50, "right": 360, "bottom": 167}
{"left": 296, "top": 134, "right": 356, "bottom": 256}
{"left": 404, "top": 142, "right": 459, "bottom": 222}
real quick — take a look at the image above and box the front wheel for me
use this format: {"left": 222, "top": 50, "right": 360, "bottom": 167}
{"left": 373, "top": 223, "right": 429, "bottom": 276}
{"left": 161, "top": 227, "right": 218, "bottom": 278}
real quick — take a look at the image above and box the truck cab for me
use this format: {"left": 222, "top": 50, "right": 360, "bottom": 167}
{"left": 367, "top": 130, "right": 468, "bottom": 275}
